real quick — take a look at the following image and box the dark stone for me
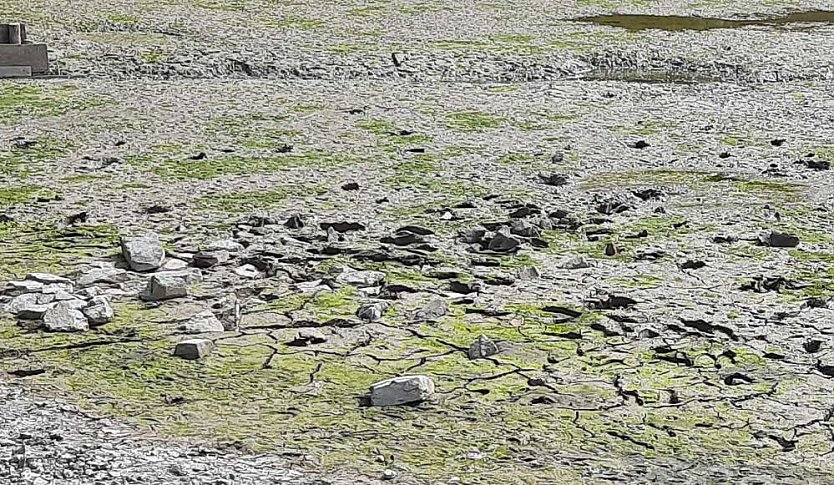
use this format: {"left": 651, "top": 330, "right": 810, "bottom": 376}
{"left": 538, "top": 173, "right": 569, "bottom": 187}
{"left": 320, "top": 222, "right": 366, "bottom": 233}
{"left": 284, "top": 214, "right": 305, "bottom": 229}
{"left": 341, "top": 182, "right": 360, "bottom": 191}
{"left": 630, "top": 140, "right": 650, "bottom": 149}
{"left": 450, "top": 281, "right": 481, "bottom": 294}
{"left": 758, "top": 230, "right": 799, "bottom": 248}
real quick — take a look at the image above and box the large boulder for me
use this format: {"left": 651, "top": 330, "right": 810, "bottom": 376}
{"left": 121, "top": 233, "right": 165, "bottom": 272}
{"left": 369, "top": 375, "right": 435, "bottom": 406}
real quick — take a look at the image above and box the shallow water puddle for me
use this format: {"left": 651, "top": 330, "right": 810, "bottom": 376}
{"left": 575, "top": 11, "right": 834, "bottom": 32}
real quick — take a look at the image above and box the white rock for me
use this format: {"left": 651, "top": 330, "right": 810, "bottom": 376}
{"left": 161, "top": 258, "right": 188, "bottom": 271}
{"left": 82, "top": 296, "right": 114, "bottom": 326}
{"left": 41, "top": 283, "right": 75, "bottom": 295}
{"left": 234, "top": 264, "right": 260, "bottom": 279}
{"left": 121, "top": 233, "right": 165, "bottom": 272}
{"left": 4, "top": 293, "right": 54, "bottom": 319}
{"left": 335, "top": 267, "right": 385, "bottom": 288}
{"left": 158, "top": 269, "right": 202, "bottom": 285}
{"left": 180, "top": 310, "right": 224, "bottom": 334}
{"left": 558, "top": 255, "right": 592, "bottom": 270}
{"left": 75, "top": 286, "right": 105, "bottom": 299}
{"left": 42, "top": 302, "right": 89, "bottom": 332}
{"left": 369, "top": 375, "right": 435, "bottom": 406}
{"left": 3, "top": 280, "right": 44, "bottom": 296}
{"left": 78, "top": 268, "right": 129, "bottom": 287}
{"left": 207, "top": 239, "right": 244, "bottom": 253}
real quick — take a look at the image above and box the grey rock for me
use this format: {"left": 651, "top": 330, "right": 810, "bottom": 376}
{"left": 3, "top": 280, "right": 44, "bottom": 296}
{"left": 517, "top": 267, "right": 540, "bottom": 281}
{"left": 468, "top": 335, "right": 499, "bottom": 360}
{"left": 161, "top": 258, "right": 188, "bottom": 271}
{"left": 42, "top": 302, "right": 89, "bottom": 332}
{"left": 4, "top": 293, "right": 54, "bottom": 319}
{"left": 335, "top": 267, "right": 385, "bottom": 288}
{"left": 293, "top": 328, "right": 328, "bottom": 346}
{"left": 369, "top": 375, "right": 435, "bottom": 406}
{"left": 558, "top": 255, "right": 591, "bottom": 270}
{"left": 173, "top": 339, "right": 214, "bottom": 360}
{"left": 50, "top": 289, "right": 77, "bottom": 301}
{"left": 192, "top": 250, "right": 229, "bottom": 268}
{"left": 140, "top": 274, "right": 188, "bottom": 301}
{"left": 121, "top": 233, "right": 165, "bottom": 272}
{"left": 25, "top": 273, "right": 72, "bottom": 285}
{"left": 459, "top": 227, "right": 486, "bottom": 244}
{"left": 82, "top": 296, "right": 114, "bottom": 326}
{"left": 357, "top": 302, "right": 390, "bottom": 322}
{"left": 510, "top": 220, "right": 541, "bottom": 238}
{"left": 487, "top": 229, "right": 521, "bottom": 253}
{"left": 180, "top": 310, "right": 224, "bottom": 334}
{"left": 159, "top": 269, "right": 202, "bottom": 285}
{"left": 207, "top": 239, "right": 244, "bottom": 253}
{"left": 78, "top": 268, "right": 129, "bottom": 287}
{"left": 759, "top": 230, "right": 800, "bottom": 248}
{"left": 41, "top": 283, "right": 75, "bottom": 295}
{"left": 414, "top": 298, "right": 448, "bottom": 321}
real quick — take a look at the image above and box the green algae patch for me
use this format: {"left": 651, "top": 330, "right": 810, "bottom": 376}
{"left": 446, "top": 111, "right": 506, "bottom": 131}
{"left": 196, "top": 185, "right": 327, "bottom": 213}
{"left": 0, "top": 83, "right": 114, "bottom": 124}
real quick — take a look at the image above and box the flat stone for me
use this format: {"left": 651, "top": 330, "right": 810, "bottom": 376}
{"left": 356, "top": 302, "right": 390, "bottom": 322}
{"left": 121, "top": 233, "right": 166, "bottom": 272}
{"left": 207, "top": 239, "right": 244, "bottom": 253}
{"left": 75, "top": 287, "right": 104, "bottom": 299}
{"left": 290, "top": 328, "right": 328, "bottom": 346}
{"left": 25, "top": 273, "right": 72, "bottom": 285}
{"left": 180, "top": 310, "right": 224, "bottom": 334}
{"left": 759, "top": 230, "right": 800, "bottom": 248}
{"left": 42, "top": 302, "right": 89, "bottom": 332}
{"left": 78, "top": 268, "right": 129, "bottom": 287}
{"left": 4, "top": 293, "right": 54, "bottom": 319}
{"left": 468, "top": 335, "right": 500, "bottom": 360}
{"left": 173, "top": 339, "right": 214, "bottom": 360}
{"left": 140, "top": 274, "right": 188, "bottom": 301}
{"left": 370, "top": 375, "right": 435, "bottom": 406}
{"left": 335, "top": 267, "right": 385, "bottom": 288}
{"left": 0, "top": 65, "right": 32, "bottom": 78}
{"left": 41, "top": 283, "right": 75, "bottom": 295}
{"left": 159, "top": 269, "right": 202, "bottom": 285}
{"left": 558, "top": 256, "right": 592, "bottom": 270}
{"left": 234, "top": 264, "right": 261, "bottom": 279}
{"left": 82, "top": 296, "right": 114, "bottom": 326}
{"left": 487, "top": 231, "right": 521, "bottom": 253}
{"left": 3, "top": 280, "right": 44, "bottom": 296}
{"left": 161, "top": 258, "right": 188, "bottom": 271}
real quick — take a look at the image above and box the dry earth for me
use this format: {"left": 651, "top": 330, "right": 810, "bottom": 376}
{"left": 2, "top": 0, "right": 834, "bottom": 484}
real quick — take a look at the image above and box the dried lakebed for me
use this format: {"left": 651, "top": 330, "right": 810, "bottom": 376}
{"left": 0, "top": 77, "right": 833, "bottom": 483}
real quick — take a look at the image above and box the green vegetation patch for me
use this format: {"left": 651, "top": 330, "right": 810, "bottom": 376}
{"left": 446, "top": 111, "right": 506, "bottom": 131}
{"left": 196, "top": 185, "right": 326, "bottom": 213}
{"left": 0, "top": 83, "right": 113, "bottom": 124}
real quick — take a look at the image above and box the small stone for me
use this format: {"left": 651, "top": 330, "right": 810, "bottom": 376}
{"left": 468, "top": 335, "right": 499, "bottom": 360}
{"left": 758, "top": 230, "right": 800, "bottom": 248}
{"left": 72, "top": 286, "right": 105, "bottom": 299}
{"left": 382, "top": 470, "right": 397, "bottom": 480}
{"left": 284, "top": 214, "right": 305, "bottom": 229}
{"left": 341, "top": 182, "right": 360, "bottom": 191}
{"left": 173, "top": 339, "right": 214, "bottom": 360}
{"left": 192, "top": 250, "right": 230, "bottom": 268}
{"left": 450, "top": 281, "right": 481, "bottom": 294}
{"left": 42, "top": 302, "right": 89, "bottom": 332}
{"left": 207, "top": 239, "right": 244, "bottom": 253}
{"left": 140, "top": 274, "right": 188, "bottom": 301}
{"left": 357, "top": 302, "right": 390, "bottom": 322}
{"left": 369, "top": 375, "right": 435, "bottom": 406}
{"left": 459, "top": 227, "right": 486, "bottom": 244}
{"left": 159, "top": 269, "right": 202, "bottom": 285}
{"left": 291, "top": 328, "right": 328, "bottom": 346}
{"left": 538, "top": 173, "right": 569, "bottom": 187}
{"left": 78, "top": 268, "right": 129, "bottom": 287}
{"left": 82, "top": 296, "right": 114, "bottom": 326}
{"left": 25, "top": 273, "right": 72, "bottom": 285}
{"left": 162, "top": 258, "right": 188, "bottom": 271}
{"left": 414, "top": 298, "right": 449, "bottom": 321}
{"left": 550, "top": 152, "right": 565, "bottom": 163}
{"left": 510, "top": 220, "right": 541, "bottom": 238}
{"left": 558, "top": 256, "right": 591, "bottom": 270}
{"left": 234, "top": 264, "right": 261, "bottom": 279}
{"left": 180, "top": 310, "right": 224, "bottom": 333}
{"left": 517, "top": 267, "right": 540, "bottom": 281}
{"left": 121, "top": 233, "right": 165, "bottom": 272}
{"left": 630, "top": 140, "right": 650, "bottom": 149}
{"left": 487, "top": 231, "right": 521, "bottom": 253}
{"left": 335, "top": 267, "right": 385, "bottom": 288}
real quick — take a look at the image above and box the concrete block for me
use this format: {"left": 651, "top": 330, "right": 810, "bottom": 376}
{"left": 0, "top": 44, "right": 48, "bottom": 73}
{"left": 0, "top": 24, "right": 26, "bottom": 44}
{"left": 0, "top": 66, "right": 31, "bottom": 78}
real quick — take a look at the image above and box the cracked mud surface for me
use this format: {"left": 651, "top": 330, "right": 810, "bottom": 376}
{"left": 2, "top": 0, "right": 834, "bottom": 484}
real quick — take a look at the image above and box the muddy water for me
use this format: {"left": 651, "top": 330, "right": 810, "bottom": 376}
{"left": 576, "top": 11, "right": 834, "bottom": 31}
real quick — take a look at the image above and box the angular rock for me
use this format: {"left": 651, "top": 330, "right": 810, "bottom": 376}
{"left": 468, "top": 335, "right": 500, "bottom": 360}
{"left": 413, "top": 298, "right": 449, "bottom": 321}
{"left": 162, "top": 258, "right": 188, "bottom": 271}
{"left": 369, "top": 375, "right": 435, "bottom": 406}
{"left": 121, "top": 233, "right": 165, "bottom": 272}
{"left": 173, "top": 339, "right": 214, "bottom": 360}
{"left": 140, "top": 274, "right": 188, "bottom": 301}
{"left": 82, "top": 296, "right": 114, "bottom": 326}
{"left": 180, "top": 310, "right": 224, "bottom": 334}
{"left": 487, "top": 230, "right": 521, "bottom": 253}
{"left": 192, "top": 250, "right": 229, "bottom": 268}
{"left": 335, "top": 267, "right": 385, "bottom": 288}
{"left": 284, "top": 214, "right": 305, "bottom": 229}
{"left": 558, "top": 256, "right": 591, "bottom": 270}
{"left": 357, "top": 302, "right": 390, "bottom": 322}
{"left": 510, "top": 220, "right": 541, "bottom": 238}
{"left": 3, "top": 280, "right": 44, "bottom": 296}
{"left": 538, "top": 173, "right": 569, "bottom": 187}
{"left": 517, "top": 267, "right": 540, "bottom": 281}
{"left": 758, "top": 230, "right": 800, "bottom": 248}
{"left": 234, "top": 264, "right": 261, "bottom": 279}
{"left": 42, "top": 302, "right": 89, "bottom": 332}
{"left": 449, "top": 281, "right": 481, "bottom": 294}
{"left": 159, "top": 269, "right": 202, "bottom": 285}
{"left": 289, "top": 328, "right": 328, "bottom": 346}
{"left": 459, "top": 227, "right": 487, "bottom": 244}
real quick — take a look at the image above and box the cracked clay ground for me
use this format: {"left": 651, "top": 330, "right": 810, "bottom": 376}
{"left": 2, "top": 0, "right": 834, "bottom": 484}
